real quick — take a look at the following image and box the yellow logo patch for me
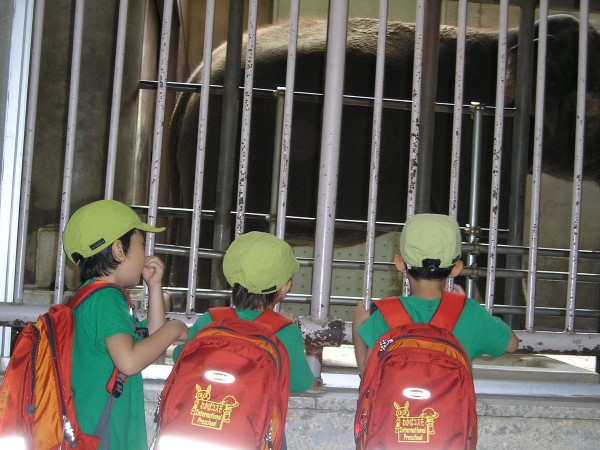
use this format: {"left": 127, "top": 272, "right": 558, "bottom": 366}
{"left": 189, "top": 384, "right": 239, "bottom": 430}
{"left": 394, "top": 401, "right": 439, "bottom": 443}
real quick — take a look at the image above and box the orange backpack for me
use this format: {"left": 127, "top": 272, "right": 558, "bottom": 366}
{"left": 0, "top": 281, "right": 131, "bottom": 450}
{"left": 354, "top": 292, "right": 477, "bottom": 449}
{"left": 153, "top": 307, "right": 292, "bottom": 450}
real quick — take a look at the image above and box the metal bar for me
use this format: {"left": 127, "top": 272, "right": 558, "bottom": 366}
{"left": 415, "top": 0, "right": 441, "bottom": 214}
{"left": 505, "top": 0, "right": 536, "bottom": 327}
{"left": 210, "top": 0, "right": 244, "bottom": 294}
{"left": 186, "top": 0, "right": 215, "bottom": 313}
{"left": 53, "top": 0, "right": 85, "bottom": 306}
{"left": 234, "top": 0, "right": 258, "bottom": 237}
{"left": 526, "top": 3, "right": 549, "bottom": 332}
{"left": 484, "top": 0, "right": 509, "bottom": 312}
{"left": 275, "top": 0, "right": 300, "bottom": 241}
{"left": 105, "top": 0, "right": 129, "bottom": 199}
{"left": 269, "top": 88, "right": 285, "bottom": 236}
{"left": 362, "top": 0, "right": 388, "bottom": 311}
{"left": 144, "top": 0, "right": 173, "bottom": 307}
{"left": 310, "top": 0, "right": 348, "bottom": 323}
{"left": 466, "top": 103, "right": 485, "bottom": 298}
{"left": 565, "top": 1, "right": 589, "bottom": 332}
{"left": 404, "top": 0, "right": 426, "bottom": 296}
{"left": 14, "top": 0, "right": 44, "bottom": 304}
{"left": 448, "top": 0, "right": 467, "bottom": 222}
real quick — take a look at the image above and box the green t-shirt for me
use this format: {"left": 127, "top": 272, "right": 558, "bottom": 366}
{"left": 173, "top": 309, "right": 315, "bottom": 393}
{"left": 71, "top": 281, "right": 147, "bottom": 450}
{"left": 358, "top": 295, "right": 512, "bottom": 362}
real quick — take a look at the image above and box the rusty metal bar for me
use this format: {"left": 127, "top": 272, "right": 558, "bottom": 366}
{"left": 362, "top": 0, "right": 388, "bottom": 311}
{"left": 526, "top": 3, "right": 549, "bottom": 331}
{"left": 274, "top": 0, "right": 300, "bottom": 241}
{"left": 269, "top": 88, "right": 285, "bottom": 237}
{"left": 234, "top": 0, "right": 258, "bottom": 237}
{"left": 143, "top": 0, "right": 174, "bottom": 307}
{"left": 484, "top": 0, "right": 510, "bottom": 312}
{"left": 310, "top": 1, "right": 348, "bottom": 322}
{"left": 186, "top": 0, "right": 215, "bottom": 313}
{"left": 53, "top": 0, "right": 85, "bottom": 306}
{"left": 448, "top": 0, "right": 468, "bottom": 223}
{"left": 105, "top": 0, "right": 129, "bottom": 199}
{"left": 565, "top": 1, "right": 590, "bottom": 332}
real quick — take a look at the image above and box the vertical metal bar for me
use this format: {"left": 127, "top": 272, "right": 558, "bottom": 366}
{"left": 448, "top": 0, "right": 467, "bottom": 219}
{"left": 526, "top": 2, "right": 549, "bottom": 332}
{"left": 144, "top": 0, "right": 173, "bottom": 307}
{"left": 415, "top": 0, "right": 441, "bottom": 214}
{"left": 15, "top": 0, "right": 44, "bottom": 304}
{"left": 466, "top": 103, "right": 485, "bottom": 299}
{"left": 274, "top": 0, "right": 300, "bottom": 240}
{"left": 269, "top": 88, "right": 285, "bottom": 236}
{"left": 447, "top": 0, "right": 468, "bottom": 292}
{"left": 210, "top": 0, "right": 244, "bottom": 292}
{"left": 310, "top": 0, "right": 348, "bottom": 322}
{"left": 1, "top": 0, "right": 34, "bottom": 367}
{"left": 234, "top": 0, "right": 258, "bottom": 237}
{"left": 505, "top": 0, "right": 535, "bottom": 327}
{"left": 54, "top": 0, "right": 86, "bottom": 306}
{"left": 362, "top": 0, "right": 388, "bottom": 311}
{"left": 565, "top": 1, "right": 589, "bottom": 332}
{"left": 484, "top": 0, "right": 509, "bottom": 312}
{"left": 186, "top": 0, "right": 215, "bottom": 313}
{"left": 404, "top": 0, "right": 426, "bottom": 296}
{"left": 105, "top": 0, "right": 129, "bottom": 199}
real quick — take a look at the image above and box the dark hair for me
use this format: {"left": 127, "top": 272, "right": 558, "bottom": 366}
{"left": 76, "top": 229, "right": 136, "bottom": 283}
{"left": 406, "top": 258, "right": 453, "bottom": 281}
{"left": 231, "top": 284, "right": 278, "bottom": 310}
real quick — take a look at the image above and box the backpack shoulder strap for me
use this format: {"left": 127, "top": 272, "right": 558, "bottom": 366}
{"left": 67, "top": 281, "right": 131, "bottom": 311}
{"left": 253, "top": 310, "right": 293, "bottom": 334}
{"left": 373, "top": 296, "right": 413, "bottom": 328}
{"left": 429, "top": 291, "right": 467, "bottom": 331}
{"left": 208, "top": 307, "right": 238, "bottom": 322}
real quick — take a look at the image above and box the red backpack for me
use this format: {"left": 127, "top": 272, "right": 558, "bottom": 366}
{"left": 153, "top": 307, "right": 292, "bottom": 450}
{"left": 0, "top": 281, "right": 131, "bottom": 450}
{"left": 354, "top": 292, "right": 477, "bottom": 449}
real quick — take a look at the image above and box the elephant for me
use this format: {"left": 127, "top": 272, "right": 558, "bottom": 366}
{"left": 167, "top": 14, "right": 600, "bottom": 296}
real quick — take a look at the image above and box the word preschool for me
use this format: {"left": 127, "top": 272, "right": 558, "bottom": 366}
{"left": 394, "top": 401, "right": 439, "bottom": 443}
{"left": 190, "top": 384, "right": 239, "bottom": 430}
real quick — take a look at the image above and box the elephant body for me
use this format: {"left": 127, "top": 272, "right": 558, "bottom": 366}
{"left": 168, "top": 15, "right": 600, "bottom": 290}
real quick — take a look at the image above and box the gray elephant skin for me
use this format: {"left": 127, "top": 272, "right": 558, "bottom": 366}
{"left": 167, "top": 15, "right": 600, "bottom": 291}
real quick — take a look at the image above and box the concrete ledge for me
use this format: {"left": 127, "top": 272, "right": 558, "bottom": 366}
{"left": 142, "top": 379, "right": 600, "bottom": 450}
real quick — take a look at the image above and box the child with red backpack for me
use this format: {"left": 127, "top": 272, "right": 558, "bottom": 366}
{"left": 63, "top": 200, "right": 189, "bottom": 449}
{"left": 155, "top": 231, "right": 315, "bottom": 449}
{"left": 353, "top": 214, "right": 519, "bottom": 449}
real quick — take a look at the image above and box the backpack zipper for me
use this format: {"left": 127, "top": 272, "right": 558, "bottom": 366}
{"left": 27, "top": 327, "right": 40, "bottom": 415}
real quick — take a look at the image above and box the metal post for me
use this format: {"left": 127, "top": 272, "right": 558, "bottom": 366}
{"left": 211, "top": 0, "right": 245, "bottom": 296}
{"left": 505, "top": 0, "right": 535, "bottom": 327}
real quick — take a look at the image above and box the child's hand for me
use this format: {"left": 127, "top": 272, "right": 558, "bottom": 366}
{"left": 142, "top": 255, "right": 164, "bottom": 288}
{"left": 451, "top": 283, "right": 466, "bottom": 295}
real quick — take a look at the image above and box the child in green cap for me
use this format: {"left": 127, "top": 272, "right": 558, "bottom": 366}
{"left": 63, "top": 199, "right": 188, "bottom": 450}
{"left": 171, "top": 231, "right": 314, "bottom": 449}
{"left": 353, "top": 213, "right": 519, "bottom": 375}
{"left": 173, "top": 230, "right": 314, "bottom": 390}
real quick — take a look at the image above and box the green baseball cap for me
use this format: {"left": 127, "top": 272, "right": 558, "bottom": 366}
{"left": 223, "top": 231, "right": 300, "bottom": 294}
{"left": 399, "top": 214, "right": 462, "bottom": 269}
{"left": 63, "top": 199, "right": 165, "bottom": 263}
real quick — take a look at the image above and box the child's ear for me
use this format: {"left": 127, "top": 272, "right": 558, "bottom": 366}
{"left": 394, "top": 255, "right": 407, "bottom": 273}
{"left": 112, "top": 240, "right": 126, "bottom": 262}
{"left": 273, "top": 280, "right": 293, "bottom": 304}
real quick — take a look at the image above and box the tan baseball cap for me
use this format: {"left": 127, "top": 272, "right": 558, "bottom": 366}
{"left": 399, "top": 214, "right": 462, "bottom": 269}
{"left": 63, "top": 200, "right": 165, "bottom": 263}
{"left": 223, "top": 231, "right": 300, "bottom": 294}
